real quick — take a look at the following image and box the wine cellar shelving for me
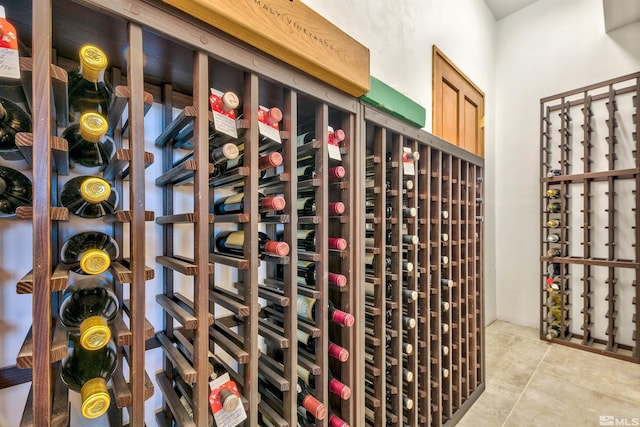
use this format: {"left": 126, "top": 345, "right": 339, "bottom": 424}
{"left": 540, "top": 72, "right": 640, "bottom": 363}
{"left": 362, "top": 106, "right": 485, "bottom": 427}
{"left": 0, "top": 0, "right": 485, "bottom": 426}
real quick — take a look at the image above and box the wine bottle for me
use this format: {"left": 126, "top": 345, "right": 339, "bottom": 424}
{"left": 64, "top": 112, "right": 114, "bottom": 169}
{"left": 0, "top": 165, "right": 31, "bottom": 215}
{"left": 212, "top": 192, "right": 285, "bottom": 216}
{"left": 297, "top": 193, "right": 345, "bottom": 216}
{"left": 546, "top": 219, "right": 560, "bottom": 228}
{"left": 547, "top": 202, "right": 561, "bottom": 213}
{"left": 402, "top": 149, "right": 420, "bottom": 162}
{"left": 328, "top": 342, "right": 349, "bottom": 362}
{"left": 547, "top": 263, "right": 561, "bottom": 276}
{"left": 546, "top": 188, "right": 560, "bottom": 198}
{"left": 297, "top": 162, "right": 346, "bottom": 181}
{"left": 67, "top": 45, "right": 113, "bottom": 122}
{"left": 60, "top": 231, "right": 119, "bottom": 275}
{"left": 208, "top": 355, "right": 241, "bottom": 412}
{"left": 296, "top": 126, "right": 346, "bottom": 146}
{"left": 293, "top": 260, "right": 347, "bottom": 288}
{"left": 0, "top": 96, "right": 31, "bottom": 158}
{"left": 297, "top": 229, "right": 347, "bottom": 251}
{"left": 299, "top": 407, "right": 349, "bottom": 427}
{"left": 61, "top": 176, "right": 118, "bottom": 218}
{"left": 297, "top": 296, "right": 355, "bottom": 327}
{"left": 259, "top": 376, "right": 327, "bottom": 420}
{"left": 440, "top": 278, "right": 454, "bottom": 289}
{"left": 547, "top": 169, "right": 562, "bottom": 177}
{"left": 59, "top": 275, "right": 118, "bottom": 350}
{"left": 213, "top": 144, "right": 282, "bottom": 179}
{"left": 442, "top": 210, "right": 450, "bottom": 220}
{"left": 297, "top": 365, "right": 351, "bottom": 400}
{"left": 209, "top": 89, "right": 239, "bottom": 118}
{"left": 60, "top": 336, "right": 117, "bottom": 419}
{"left": 547, "top": 233, "right": 560, "bottom": 243}
{"left": 547, "top": 248, "right": 561, "bottom": 257}
{"left": 258, "top": 106, "right": 282, "bottom": 129}
{"left": 215, "top": 230, "right": 289, "bottom": 259}
{"left": 546, "top": 324, "right": 560, "bottom": 339}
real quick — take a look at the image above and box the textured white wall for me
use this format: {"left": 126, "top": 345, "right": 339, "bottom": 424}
{"left": 301, "top": 0, "right": 499, "bottom": 324}
{"left": 495, "top": 0, "right": 640, "bottom": 327}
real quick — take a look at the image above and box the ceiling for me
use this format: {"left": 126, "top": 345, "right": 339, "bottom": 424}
{"left": 483, "top": 0, "right": 540, "bottom": 20}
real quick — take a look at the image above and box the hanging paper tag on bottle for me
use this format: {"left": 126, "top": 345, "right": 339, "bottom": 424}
{"left": 327, "top": 133, "right": 342, "bottom": 162}
{"left": 0, "top": 7, "right": 20, "bottom": 80}
{"left": 258, "top": 106, "right": 282, "bottom": 144}
{"left": 209, "top": 373, "right": 246, "bottom": 427}
{"left": 209, "top": 89, "right": 238, "bottom": 139}
{"left": 402, "top": 147, "right": 415, "bottom": 176}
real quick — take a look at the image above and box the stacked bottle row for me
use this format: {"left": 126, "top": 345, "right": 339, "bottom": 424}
{"left": 540, "top": 72, "right": 639, "bottom": 362}
{"left": 154, "top": 66, "right": 357, "bottom": 425}
{"left": 2, "top": 39, "right": 156, "bottom": 424}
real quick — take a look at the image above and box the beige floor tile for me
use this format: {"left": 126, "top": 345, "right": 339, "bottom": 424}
{"left": 457, "top": 379, "right": 522, "bottom": 427}
{"left": 486, "top": 320, "right": 541, "bottom": 341}
{"left": 539, "top": 344, "right": 640, "bottom": 405}
{"left": 503, "top": 371, "right": 640, "bottom": 427}
{"left": 485, "top": 326, "right": 550, "bottom": 390}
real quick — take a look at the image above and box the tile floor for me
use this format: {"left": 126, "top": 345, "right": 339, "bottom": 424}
{"left": 457, "top": 320, "right": 640, "bottom": 427}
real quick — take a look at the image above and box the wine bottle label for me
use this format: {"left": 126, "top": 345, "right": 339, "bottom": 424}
{"left": 296, "top": 131, "right": 313, "bottom": 146}
{"left": 297, "top": 197, "right": 313, "bottom": 211}
{"left": 328, "top": 138, "right": 342, "bottom": 161}
{"left": 223, "top": 193, "right": 244, "bottom": 205}
{"left": 297, "top": 229, "right": 314, "bottom": 240}
{"left": 297, "top": 329, "right": 310, "bottom": 346}
{"left": 328, "top": 378, "right": 351, "bottom": 400}
{"left": 365, "top": 281, "right": 375, "bottom": 296}
{"left": 297, "top": 365, "right": 311, "bottom": 385}
{"left": 297, "top": 165, "right": 314, "bottom": 179}
{"left": 224, "top": 231, "right": 245, "bottom": 248}
{"left": 402, "top": 147, "right": 416, "bottom": 175}
{"left": 296, "top": 295, "right": 315, "bottom": 320}
{"left": 0, "top": 12, "right": 20, "bottom": 80}
{"left": 211, "top": 111, "right": 238, "bottom": 139}
{"left": 364, "top": 252, "right": 375, "bottom": 266}
{"left": 258, "top": 120, "right": 281, "bottom": 143}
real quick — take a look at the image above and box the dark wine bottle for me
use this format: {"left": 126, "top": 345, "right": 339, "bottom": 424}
{"left": 294, "top": 260, "right": 348, "bottom": 288}
{"left": 60, "top": 336, "right": 117, "bottom": 419}
{"left": 0, "top": 165, "right": 31, "bottom": 215}
{"left": 67, "top": 45, "right": 113, "bottom": 122}
{"left": 214, "top": 230, "right": 289, "bottom": 259}
{"left": 213, "top": 192, "right": 286, "bottom": 216}
{"left": 297, "top": 365, "right": 351, "bottom": 400}
{"left": 297, "top": 229, "right": 347, "bottom": 251}
{"left": 59, "top": 275, "right": 118, "bottom": 350}
{"left": 296, "top": 295, "right": 355, "bottom": 327}
{"left": 212, "top": 144, "right": 282, "bottom": 179}
{"left": 297, "top": 193, "right": 345, "bottom": 216}
{"left": 60, "top": 231, "right": 119, "bottom": 275}
{"left": 64, "top": 112, "right": 114, "bottom": 169}
{"left": 0, "top": 96, "right": 31, "bottom": 158}
{"left": 259, "top": 376, "right": 327, "bottom": 420}
{"left": 60, "top": 176, "right": 118, "bottom": 218}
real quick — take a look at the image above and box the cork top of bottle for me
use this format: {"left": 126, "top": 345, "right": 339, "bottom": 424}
{"left": 80, "top": 177, "right": 111, "bottom": 203}
{"left": 80, "top": 378, "right": 111, "bottom": 419}
{"left": 80, "top": 248, "right": 111, "bottom": 275}
{"left": 79, "top": 315, "right": 112, "bottom": 350}
{"left": 79, "top": 45, "right": 108, "bottom": 72}
{"left": 220, "top": 388, "right": 240, "bottom": 413}
{"left": 221, "top": 92, "right": 240, "bottom": 111}
{"left": 221, "top": 143, "right": 240, "bottom": 160}
{"left": 79, "top": 112, "right": 108, "bottom": 142}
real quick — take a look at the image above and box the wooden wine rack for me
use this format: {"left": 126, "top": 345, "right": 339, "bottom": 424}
{"left": 0, "top": 0, "right": 485, "bottom": 426}
{"left": 362, "top": 106, "right": 485, "bottom": 427}
{"left": 540, "top": 72, "right": 640, "bottom": 363}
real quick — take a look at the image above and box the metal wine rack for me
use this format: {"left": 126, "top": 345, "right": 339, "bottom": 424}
{"left": 361, "top": 105, "right": 485, "bottom": 427}
{"left": 0, "top": 0, "right": 485, "bottom": 426}
{"left": 540, "top": 72, "right": 640, "bottom": 363}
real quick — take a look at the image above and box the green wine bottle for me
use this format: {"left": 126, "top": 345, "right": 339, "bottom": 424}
{"left": 60, "top": 231, "right": 119, "bottom": 275}
{"left": 0, "top": 165, "right": 31, "bottom": 215}
{"left": 0, "top": 96, "right": 31, "bottom": 160}
{"left": 60, "top": 176, "right": 118, "bottom": 218}
{"left": 60, "top": 275, "right": 119, "bottom": 350}
{"left": 64, "top": 112, "right": 114, "bottom": 169}
{"left": 60, "top": 336, "right": 117, "bottom": 419}
{"left": 67, "top": 45, "right": 113, "bottom": 123}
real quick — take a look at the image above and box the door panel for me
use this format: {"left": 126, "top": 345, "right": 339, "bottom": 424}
{"left": 433, "top": 46, "right": 485, "bottom": 157}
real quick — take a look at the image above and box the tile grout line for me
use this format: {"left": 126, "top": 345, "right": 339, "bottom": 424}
{"left": 501, "top": 344, "right": 552, "bottom": 427}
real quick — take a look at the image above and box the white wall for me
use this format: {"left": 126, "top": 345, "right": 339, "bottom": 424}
{"left": 495, "top": 0, "right": 640, "bottom": 327}
{"left": 301, "top": 0, "right": 499, "bottom": 324}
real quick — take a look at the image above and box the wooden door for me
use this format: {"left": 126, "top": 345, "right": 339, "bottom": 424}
{"left": 433, "top": 46, "right": 485, "bottom": 157}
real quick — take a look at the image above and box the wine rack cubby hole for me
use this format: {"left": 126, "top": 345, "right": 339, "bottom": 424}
{"left": 540, "top": 71, "right": 640, "bottom": 363}
{"left": 0, "top": 0, "right": 485, "bottom": 426}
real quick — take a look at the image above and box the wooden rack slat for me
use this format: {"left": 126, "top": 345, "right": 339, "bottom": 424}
{"left": 15, "top": 319, "right": 67, "bottom": 369}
